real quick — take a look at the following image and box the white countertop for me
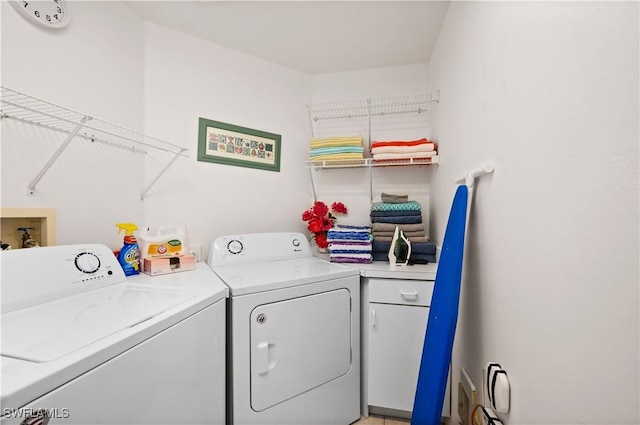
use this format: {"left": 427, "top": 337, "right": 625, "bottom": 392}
{"left": 314, "top": 253, "right": 437, "bottom": 281}
{"left": 355, "top": 261, "right": 437, "bottom": 280}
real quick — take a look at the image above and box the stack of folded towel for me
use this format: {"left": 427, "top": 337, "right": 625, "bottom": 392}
{"left": 370, "top": 138, "right": 437, "bottom": 163}
{"left": 370, "top": 193, "right": 437, "bottom": 264}
{"left": 327, "top": 224, "right": 373, "bottom": 263}
{"left": 309, "top": 135, "right": 365, "bottom": 162}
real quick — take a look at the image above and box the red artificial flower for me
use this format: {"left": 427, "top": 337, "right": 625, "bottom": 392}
{"left": 312, "top": 201, "right": 329, "bottom": 217}
{"left": 320, "top": 217, "right": 333, "bottom": 231}
{"left": 331, "top": 202, "right": 348, "bottom": 214}
{"left": 308, "top": 218, "right": 323, "bottom": 233}
{"left": 301, "top": 200, "right": 348, "bottom": 249}
{"left": 314, "top": 232, "right": 329, "bottom": 248}
{"left": 301, "top": 209, "right": 314, "bottom": 221}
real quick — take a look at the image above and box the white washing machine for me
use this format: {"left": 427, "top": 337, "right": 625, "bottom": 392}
{"left": 208, "top": 232, "right": 361, "bottom": 425}
{"left": 1, "top": 244, "right": 228, "bottom": 425}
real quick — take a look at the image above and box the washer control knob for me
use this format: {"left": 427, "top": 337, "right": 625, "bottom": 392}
{"left": 75, "top": 252, "right": 101, "bottom": 274}
{"left": 292, "top": 239, "right": 301, "bottom": 247}
{"left": 227, "top": 239, "right": 243, "bottom": 255}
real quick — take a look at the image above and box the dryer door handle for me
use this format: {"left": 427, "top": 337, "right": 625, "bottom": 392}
{"left": 257, "top": 341, "right": 269, "bottom": 375}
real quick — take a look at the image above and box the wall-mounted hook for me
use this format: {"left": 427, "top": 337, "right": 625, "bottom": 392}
{"left": 455, "top": 163, "right": 494, "bottom": 189}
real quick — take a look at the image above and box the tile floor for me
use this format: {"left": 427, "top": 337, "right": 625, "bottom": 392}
{"left": 352, "top": 415, "right": 410, "bottom": 425}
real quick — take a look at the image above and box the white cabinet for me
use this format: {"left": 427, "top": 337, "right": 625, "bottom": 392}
{"left": 362, "top": 274, "right": 450, "bottom": 420}
{"left": 368, "top": 302, "right": 429, "bottom": 412}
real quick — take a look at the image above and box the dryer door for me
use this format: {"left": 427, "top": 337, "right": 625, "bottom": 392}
{"left": 250, "top": 288, "right": 352, "bottom": 412}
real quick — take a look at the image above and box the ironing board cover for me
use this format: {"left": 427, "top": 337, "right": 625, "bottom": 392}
{"left": 411, "top": 184, "right": 468, "bottom": 425}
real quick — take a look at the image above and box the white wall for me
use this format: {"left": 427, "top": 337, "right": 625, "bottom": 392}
{"left": 140, "top": 22, "right": 312, "bottom": 261}
{"left": 428, "top": 2, "right": 639, "bottom": 424}
{"left": 1, "top": 1, "right": 146, "bottom": 248}
{"left": 1, "top": 3, "right": 314, "bottom": 258}
{"left": 310, "top": 64, "right": 436, "bottom": 230}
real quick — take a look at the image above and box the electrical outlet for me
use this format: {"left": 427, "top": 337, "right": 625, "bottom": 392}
{"left": 189, "top": 245, "right": 202, "bottom": 262}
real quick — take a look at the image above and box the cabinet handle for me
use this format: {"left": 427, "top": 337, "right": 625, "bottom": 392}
{"left": 400, "top": 290, "right": 419, "bottom": 300}
{"left": 371, "top": 308, "right": 376, "bottom": 328}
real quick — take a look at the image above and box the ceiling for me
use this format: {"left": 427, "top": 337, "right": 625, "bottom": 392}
{"left": 125, "top": 1, "right": 450, "bottom": 75}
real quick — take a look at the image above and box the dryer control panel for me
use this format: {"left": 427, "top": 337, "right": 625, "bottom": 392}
{"left": 1, "top": 244, "right": 126, "bottom": 313}
{"left": 208, "top": 232, "right": 312, "bottom": 266}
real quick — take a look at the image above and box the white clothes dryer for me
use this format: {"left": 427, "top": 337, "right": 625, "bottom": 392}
{"left": 208, "top": 232, "right": 361, "bottom": 425}
{"left": 1, "top": 244, "right": 228, "bottom": 425}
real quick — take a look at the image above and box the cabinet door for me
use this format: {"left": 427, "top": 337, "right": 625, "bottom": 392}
{"left": 368, "top": 302, "right": 428, "bottom": 412}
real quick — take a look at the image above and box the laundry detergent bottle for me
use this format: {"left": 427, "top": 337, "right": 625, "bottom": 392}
{"left": 116, "top": 223, "right": 140, "bottom": 276}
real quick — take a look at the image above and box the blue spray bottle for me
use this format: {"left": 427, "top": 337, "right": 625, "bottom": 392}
{"left": 116, "top": 223, "right": 140, "bottom": 276}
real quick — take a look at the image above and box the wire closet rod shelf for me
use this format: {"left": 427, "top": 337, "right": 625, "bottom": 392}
{"left": 0, "top": 86, "right": 188, "bottom": 198}
{"left": 0, "top": 86, "right": 187, "bottom": 156}
{"left": 306, "top": 92, "right": 439, "bottom": 122}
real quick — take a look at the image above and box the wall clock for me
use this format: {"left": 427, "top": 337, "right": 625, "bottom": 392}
{"left": 9, "top": 0, "right": 70, "bottom": 29}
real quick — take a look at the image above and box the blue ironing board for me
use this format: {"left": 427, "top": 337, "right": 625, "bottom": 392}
{"left": 411, "top": 185, "right": 468, "bottom": 425}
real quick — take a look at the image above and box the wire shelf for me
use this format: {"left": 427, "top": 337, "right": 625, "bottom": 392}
{"left": 304, "top": 156, "right": 439, "bottom": 169}
{"left": 1, "top": 86, "right": 188, "bottom": 198}
{"left": 306, "top": 93, "right": 437, "bottom": 122}
{"left": 0, "top": 86, "right": 187, "bottom": 157}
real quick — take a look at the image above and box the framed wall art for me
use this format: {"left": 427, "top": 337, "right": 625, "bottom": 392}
{"left": 198, "top": 118, "right": 281, "bottom": 172}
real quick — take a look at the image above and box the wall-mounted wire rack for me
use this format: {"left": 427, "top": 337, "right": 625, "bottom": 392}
{"left": 304, "top": 92, "right": 440, "bottom": 201}
{"left": 0, "top": 86, "right": 188, "bottom": 199}
{"left": 304, "top": 156, "right": 439, "bottom": 169}
{"left": 306, "top": 92, "right": 439, "bottom": 122}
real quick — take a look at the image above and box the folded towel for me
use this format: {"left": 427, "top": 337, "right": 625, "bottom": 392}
{"left": 371, "top": 143, "right": 436, "bottom": 155}
{"left": 371, "top": 200, "right": 421, "bottom": 212}
{"left": 372, "top": 252, "right": 436, "bottom": 264}
{"left": 329, "top": 242, "right": 372, "bottom": 250}
{"left": 372, "top": 223, "right": 425, "bottom": 232}
{"left": 380, "top": 192, "right": 409, "bottom": 203}
{"left": 371, "top": 215, "right": 423, "bottom": 224}
{"left": 330, "top": 253, "right": 373, "bottom": 264}
{"left": 310, "top": 142, "right": 364, "bottom": 150}
{"left": 370, "top": 209, "right": 422, "bottom": 217}
{"left": 372, "top": 235, "right": 430, "bottom": 243}
{"left": 310, "top": 146, "right": 364, "bottom": 156}
{"left": 334, "top": 224, "right": 371, "bottom": 232}
{"left": 331, "top": 257, "right": 373, "bottom": 264}
{"left": 372, "top": 230, "right": 427, "bottom": 239}
{"left": 312, "top": 135, "right": 364, "bottom": 144}
{"left": 330, "top": 250, "right": 372, "bottom": 255}
{"left": 311, "top": 136, "right": 364, "bottom": 149}
{"left": 309, "top": 153, "right": 365, "bottom": 162}
{"left": 327, "top": 230, "right": 372, "bottom": 241}
{"left": 372, "top": 241, "right": 436, "bottom": 255}
{"left": 372, "top": 151, "right": 438, "bottom": 161}
{"left": 370, "top": 138, "right": 430, "bottom": 148}
{"left": 329, "top": 241, "right": 371, "bottom": 252}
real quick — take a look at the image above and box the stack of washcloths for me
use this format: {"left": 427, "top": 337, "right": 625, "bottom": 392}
{"left": 327, "top": 224, "right": 373, "bottom": 263}
{"left": 370, "top": 138, "right": 437, "bottom": 163}
{"left": 370, "top": 193, "right": 437, "bottom": 264}
{"left": 309, "top": 135, "right": 365, "bottom": 162}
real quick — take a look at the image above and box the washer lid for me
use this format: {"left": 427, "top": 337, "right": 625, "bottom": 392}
{"left": 211, "top": 257, "right": 359, "bottom": 296}
{"left": 1, "top": 284, "right": 194, "bottom": 362}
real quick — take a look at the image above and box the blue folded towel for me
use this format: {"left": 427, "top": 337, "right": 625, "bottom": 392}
{"left": 371, "top": 215, "right": 423, "bottom": 224}
{"left": 372, "top": 241, "right": 437, "bottom": 255}
{"left": 327, "top": 231, "right": 372, "bottom": 241}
